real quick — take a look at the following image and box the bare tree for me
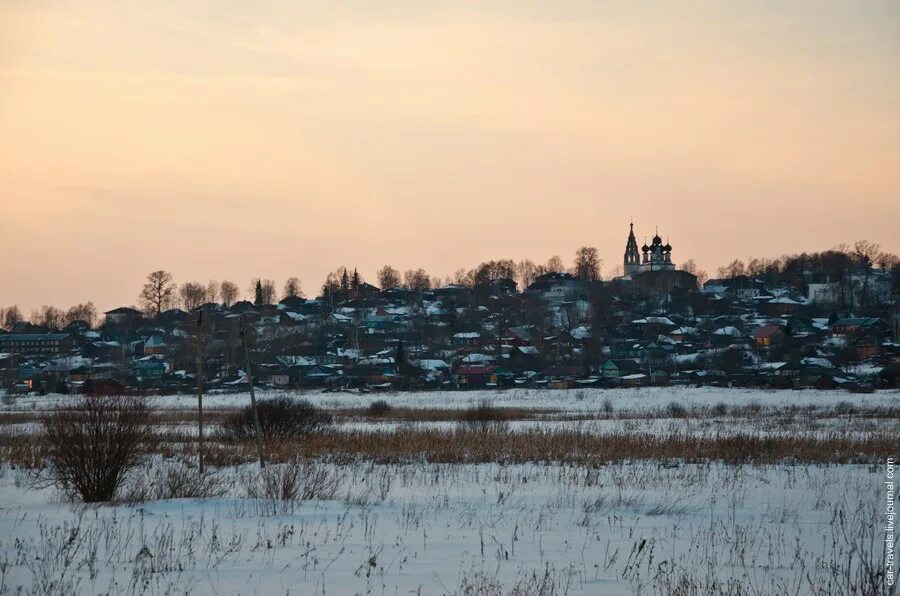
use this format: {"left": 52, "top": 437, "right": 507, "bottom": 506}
{"left": 205, "top": 280, "right": 219, "bottom": 304}
{"left": 716, "top": 259, "right": 745, "bottom": 279}
{"left": 680, "top": 259, "right": 708, "bottom": 285}
{"left": 515, "top": 259, "right": 539, "bottom": 289}
{"left": 876, "top": 252, "right": 898, "bottom": 270}
{"left": 467, "top": 260, "right": 517, "bottom": 287}
{"left": 573, "top": 246, "right": 602, "bottom": 282}
{"left": 39, "top": 306, "right": 66, "bottom": 329}
{"left": 261, "top": 279, "right": 277, "bottom": 304}
{"left": 445, "top": 268, "right": 470, "bottom": 287}
{"left": 543, "top": 255, "right": 565, "bottom": 274}
{"left": 404, "top": 268, "right": 432, "bottom": 291}
{"left": 283, "top": 277, "right": 303, "bottom": 299}
{"left": 2, "top": 305, "right": 22, "bottom": 330}
{"left": 853, "top": 240, "right": 881, "bottom": 309}
{"left": 179, "top": 282, "right": 207, "bottom": 311}
{"left": 64, "top": 302, "right": 97, "bottom": 328}
{"left": 322, "top": 272, "right": 341, "bottom": 299}
{"left": 139, "top": 270, "right": 176, "bottom": 315}
{"left": 220, "top": 280, "right": 239, "bottom": 306}
{"left": 248, "top": 278, "right": 277, "bottom": 305}
{"left": 377, "top": 265, "right": 401, "bottom": 291}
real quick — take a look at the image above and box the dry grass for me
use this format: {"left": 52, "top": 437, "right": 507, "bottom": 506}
{"left": 2, "top": 423, "right": 894, "bottom": 469}
{"left": 184, "top": 428, "right": 896, "bottom": 467}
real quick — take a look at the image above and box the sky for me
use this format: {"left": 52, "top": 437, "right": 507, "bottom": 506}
{"left": 1, "top": 1, "right": 899, "bottom": 315}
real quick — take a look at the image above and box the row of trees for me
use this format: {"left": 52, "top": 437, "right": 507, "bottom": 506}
{"left": 137, "top": 272, "right": 306, "bottom": 316}
{"left": 5, "top": 240, "right": 896, "bottom": 331}
{"left": 713, "top": 241, "right": 897, "bottom": 282}
{"left": 323, "top": 247, "right": 605, "bottom": 298}
{"left": 0, "top": 303, "right": 98, "bottom": 331}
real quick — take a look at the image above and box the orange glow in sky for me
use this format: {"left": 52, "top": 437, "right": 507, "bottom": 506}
{"left": 1, "top": 1, "right": 898, "bottom": 313}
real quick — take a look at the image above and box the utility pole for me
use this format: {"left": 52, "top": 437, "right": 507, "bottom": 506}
{"left": 240, "top": 320, "right": 266, "bottom": 468}
{"left": 196, "top": 309, "right": 205, "bottom": 475}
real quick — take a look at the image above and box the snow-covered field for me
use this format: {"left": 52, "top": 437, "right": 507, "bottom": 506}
{"left": 0, "top": 388, "right": 895, "bottom": 594}
{"left": 0, "top": 460, "right": 890, "bottom": 595}
{"left": 4, "top": 386, "right": 899, "bottom": 413}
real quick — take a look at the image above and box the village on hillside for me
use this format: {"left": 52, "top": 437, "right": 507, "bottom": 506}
{"left": 2, "top": 228, "right": 898, "bottom": 397}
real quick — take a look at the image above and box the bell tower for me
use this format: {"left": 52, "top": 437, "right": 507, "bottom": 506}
{"left": 623, "top": 222, "right": 641, "bottom": 275}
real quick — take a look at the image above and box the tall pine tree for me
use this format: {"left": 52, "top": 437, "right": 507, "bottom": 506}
{"left": 254, "top": 280, "right": 264, "bottom": 306}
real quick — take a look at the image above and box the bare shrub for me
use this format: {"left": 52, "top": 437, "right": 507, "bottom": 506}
{"left": 40, "top": 396, "right": 154, "bottom": 502}
{"left": 834, "top": 401, "right": 855, "bottom": 416}
{"left": 459, "top": 399, "right": 510, "bottom": 433}
{"left": 242, "top": 458, "right": 340, "bottom": 513}
{"left": 666, "top": 401, "right": 688, "bottom": 419}
{"left": 602, "top": 398, "right": 614, "bottom": 415}
{"left": 368, "top": 400, "right": 392, "bottom": 416}
{"left": 221, "top": 396, "right": 331, "bottom": 441}
{"left": 121, "top": 457, "right": 230, "bottom": 502}
{"left": 712, "top": 402, "right": 728, "bottom": 416}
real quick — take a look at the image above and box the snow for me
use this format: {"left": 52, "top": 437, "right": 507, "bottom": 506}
{"left": 0, "top": 460, "right": 886, "bottom": 594}
{"left": 713, "top": 326, "right": 741, "bottom": 336}
{"left": 4, "top": 387, "right": 898, "bottom": 414}
{"left": 801, "top": 356, "right": 833, "bottom": 369}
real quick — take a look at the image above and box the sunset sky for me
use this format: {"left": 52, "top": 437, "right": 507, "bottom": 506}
{"left": 2, "top": 1, "right": 898, "bottom": 314}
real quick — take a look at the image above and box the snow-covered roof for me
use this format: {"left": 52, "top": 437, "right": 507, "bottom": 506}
{"left": 461, "top": 353, "right": 494, "bottom": 363}
{"left": 570, "top": 326, "right": 590, "bottom": 340}
{"left": 714, "top": 326, "right": 741, "bottom": 337}
{"left": 145, "top": 335, "right": 167, "bottom": 347}
{"left": 414, "top": 359, "right": 450, "bottom": 370}
{"left": 801, "top": 357, "right": 833, "bottom": 369}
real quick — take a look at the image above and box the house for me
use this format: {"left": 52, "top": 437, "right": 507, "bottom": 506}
{"left": 753, "top": 325, "right": 784, "bottom": 349}
{"left": 132, "top": 357, "right": 168, "bottom": 379}
{"left": 143, "top": 335, "right": 168, "bottom": 356}
{"left": 0, "top": 333, "right": 74, "bottom": 355}
{"left": 453, "top": 332, "right": 482, "bottom": 347}
{"left": 456, "top": 364, "right": 496, "bottom": 388}
{"left": 354, "top": 282, "right": 382, "bottom": 300}
{"left": 475, "top": 278, "right": 517, "bottom": 297}
{"left": 619, "top": 373, "right": 648, "bottom": 387}
{"left": 760, "top": 296, "right": 802, "bottom": 316}
{"left": 829, "top": 317, "right": 885, "bottom": 336}
{"left": 601, "top": 359, "right": 641, "bottom": 378}
{"left": 525, "top": 272, "right": 586, "bottom": 303}
{"left": 848, "top": 268, "right": 893, "bottom": 306}
{"left": 104, "top": 307, "right": 144, "bottom": 326}
{"left": 83, "top": 378, "right": 128, "bottom": 396}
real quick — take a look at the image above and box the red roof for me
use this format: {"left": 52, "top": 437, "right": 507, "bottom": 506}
{"left": 754, "top": 325, "right": 783, "bottom": 339}
{"left": 456, "top": 365, "right": 496, "bottom": 375}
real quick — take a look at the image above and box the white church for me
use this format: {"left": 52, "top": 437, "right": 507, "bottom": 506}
{"left": 623, "top": 223, "right": 676, "bottom": 276}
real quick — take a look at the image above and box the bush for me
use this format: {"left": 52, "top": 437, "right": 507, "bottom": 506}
{"left": 41, "top": 396, "right": 154, "bottom": 502}
{"left": 459, "top": 399, "right": 510, "bottom": 433}
{"left": 121, "top": 457, "right": 230, "bottom": 503}
{"left": 834, "top": 401, "right": 855, "bottom": 416}
{"left": 712, "top": 402, "right": 728, "bottom": 416}
{"left": 369, "top": 400, "right": 392, "bottom": 416}
{"left": 242, "top": 458, "right": 340, "bottom": 514}
{"left": 602, "top": 398, "right": 614, "bottom": 415}
{"left": 221, "top": 397, "right": 332, "bottom": 441}
{"left": 666, "top": 401, "right": 688, "bottom": 419}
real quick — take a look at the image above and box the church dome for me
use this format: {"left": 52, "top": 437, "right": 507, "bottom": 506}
{"left": 641, "top": 243, "right": 649, "bottom": 252}
{"left": 664, "top": 243, "right": 672, "bottom": 252}
{"left": 652, "top": 234, "right": 662, "bottom": 245}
